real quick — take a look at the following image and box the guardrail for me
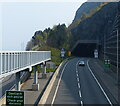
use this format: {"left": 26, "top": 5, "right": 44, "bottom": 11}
{"left": 0, "top": 51, "right": 51, "bottom": 78}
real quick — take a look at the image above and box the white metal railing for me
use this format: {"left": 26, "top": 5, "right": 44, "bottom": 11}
{"left": 0, "top": 51, "right": 51, "bottom": 78}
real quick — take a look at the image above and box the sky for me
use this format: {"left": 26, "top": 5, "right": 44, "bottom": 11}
{"left": 0, "top": 3, "right": 2, "bottom": 50}
{"left": 0, "top": 0, "right": 87, "bottom": 51}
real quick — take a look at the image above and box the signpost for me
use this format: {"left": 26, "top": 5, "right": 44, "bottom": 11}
{"left": 104, "top": 59, "right": 110, "bottom": 69}
{"left": 61, "top": 48, "right": 65, "bottom": 58}
{"left": 94, "top": 49, "right": 98, "bottom": 58}
{"left": 6, "top": 91, "right": 24, "bottom": 106}
{"left": 68, "top": 51, "right": 71, "bottom": 57}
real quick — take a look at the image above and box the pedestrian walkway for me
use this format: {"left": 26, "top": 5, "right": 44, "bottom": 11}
{"left": 21, "top": 72, "right": 53, "bottom": 105}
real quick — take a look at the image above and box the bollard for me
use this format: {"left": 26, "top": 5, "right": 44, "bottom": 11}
{"left": 32, "top": 65, "right": 39, "bottom": 91}
{"left": 42, "top": 62, "right": 47, "bottom": 79}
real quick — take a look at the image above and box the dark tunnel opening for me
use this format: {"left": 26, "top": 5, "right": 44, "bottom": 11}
{"left": 72, "top": 43, "right": 99, "bottom": 57}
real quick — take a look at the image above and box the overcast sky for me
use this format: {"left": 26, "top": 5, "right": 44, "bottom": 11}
{"left": 0, "top": 1, "right": 86, "bottom": 51}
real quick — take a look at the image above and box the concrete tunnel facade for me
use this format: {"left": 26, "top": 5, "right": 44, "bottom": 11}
{"left": 71, "top": 40, "right": 101, "bottom": 57}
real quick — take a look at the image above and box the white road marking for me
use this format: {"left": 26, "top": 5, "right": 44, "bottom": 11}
{"left": 76, "top": 70, "right": 78, "bottom": 73}
{"left": 87, "top": 59, "right": 113, "bottom": 106}
{"left": 76, "top": 60, "right": 83, "bottom": 105}
{"left": 78, "top": 83, "right": 80, "bottom": 89}
{"left": 51, "top": 59, "right": 84, "bottom": 105}
{"left": 81, "top": 101, "right": 83, "bottom": 106}
{"left": 51, "top": 61, "right": 70, "bottom": 104}
{"left": 79, "top": 90, "right": 82, "bottom": 97}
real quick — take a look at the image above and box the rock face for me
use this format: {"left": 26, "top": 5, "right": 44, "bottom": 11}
{"left": 71, "top": 2, "right": 120, "bottom": 72}
{"left": 74, "top": 2, "right": 102, "bottom": 21}
{"left": 71, "top": 2, "right": 118, "bottom": 45}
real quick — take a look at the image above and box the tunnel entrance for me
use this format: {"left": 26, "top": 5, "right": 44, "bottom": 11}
{"left": 72, "top": 43, "right": 97, "bottom": 57}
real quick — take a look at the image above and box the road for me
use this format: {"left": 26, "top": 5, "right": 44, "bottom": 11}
{"left": 0, "top": 74, "right": 15, "bottom": 98}
{"left": 47, "top": 58, "right": 116, "bottom": 105}
{"left": 0, "top": 71, "right": 26, "bottom": 98}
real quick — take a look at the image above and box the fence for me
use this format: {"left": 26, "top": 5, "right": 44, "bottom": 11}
{"left": 0, "top": 51, "right": 51, "bottom": 78}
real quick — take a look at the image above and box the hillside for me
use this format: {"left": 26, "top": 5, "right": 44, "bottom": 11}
{"left": 73, "top": 2, "right": 102, "bottom": 21}
{"left": 68, "top": 2, "right": 108, "bottom": 30}
{"left": 70, "top": 2, "right": 117, "bottom": 47}
{"left": 26, "top": 24, "right": 71, "bottom": 65}
{"left": 26, "top": 2, "right": 118, "bottom": 64}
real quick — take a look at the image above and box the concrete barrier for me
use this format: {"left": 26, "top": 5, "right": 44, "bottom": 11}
{"left": 39, "top": 61, "right": 66, "bottom": 104}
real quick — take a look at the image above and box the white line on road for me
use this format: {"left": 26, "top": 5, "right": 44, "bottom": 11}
{"left": 81, "top": 101, "right": 83, "bottom": 106}
{"left": 76, "top": 70, "right": 78, "bottom": 73}
{"left": 78, "top": 83, "right": 80, "bottom": 89}
{"left": 76, "top": 60, "right": 83, "bottom": 105}
{"left": 51, "top": 61, "right": 70, "bottom": 104}
{"left": 79, "top": 90, "right": 82, "bottom": 97}
{"left": 87, "top": 59, "right": 113, "bottom": 106}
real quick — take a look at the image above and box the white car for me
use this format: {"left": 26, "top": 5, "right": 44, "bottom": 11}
{"left": 78, "top": 61, "right": 85, "bottom": 66}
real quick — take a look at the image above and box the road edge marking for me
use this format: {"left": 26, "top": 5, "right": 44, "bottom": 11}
{"left": 39, "top": 61, "right": 63, "bottom": 104}
{"left": 51, "top": 61, "right": 70, "bottom": 105}
{"left": 87, "top": 59, "right": 113, "bottom": 106}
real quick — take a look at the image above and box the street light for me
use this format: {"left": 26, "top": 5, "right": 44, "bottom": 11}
{"left": 116, "top": 1, "right": 119, "bottom": 84}
{"left": 116, "top": 29, "right": 119, "bottom": 84}
{"left": 104, "top": 34, "right": 106, "bottom": 60}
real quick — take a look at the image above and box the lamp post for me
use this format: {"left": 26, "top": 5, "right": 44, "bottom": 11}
{"left": 116, "top": 29, "right": 119, "bottom": 84}
{"left": 116, "top": 1, "right": 119, "bottom": 84}
{"left": 104, "top": 34, "right": 106, "bottom": 60}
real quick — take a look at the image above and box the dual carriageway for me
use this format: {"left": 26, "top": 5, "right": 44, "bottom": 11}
{"left": 0, "top": 50, "right": 119, "bottom": 105}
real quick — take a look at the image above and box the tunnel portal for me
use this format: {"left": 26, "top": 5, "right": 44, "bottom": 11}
{"left": 71, "top": 40, "right": 100, "bottom": 57}
{"left": 72, "top": 43, "right": 97, "bottom": 57}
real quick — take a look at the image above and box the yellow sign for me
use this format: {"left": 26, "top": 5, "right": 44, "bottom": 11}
{"left": 68, "top": 51, "right": 71, "bottom": 56}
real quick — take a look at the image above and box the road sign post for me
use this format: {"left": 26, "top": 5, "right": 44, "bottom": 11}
{"left": 61, "top": 48, "right": 65, "bottom": 59}
{"left": 6, "top": 90, "right": 24, "bottom": 106}
{"left": 94, "top": 49, "right": 98, "bottom": 58}
{"left": 104, "top": 59, "right": 110, "bottom": 70}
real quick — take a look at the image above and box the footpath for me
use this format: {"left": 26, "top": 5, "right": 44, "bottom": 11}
{"left": 21, "top": 72, "right": 53, "bottom": 105}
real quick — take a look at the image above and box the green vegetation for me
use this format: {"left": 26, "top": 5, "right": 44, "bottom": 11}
{"left": 37, "top": 68, "right": 56, "bottom": 73}
{"left": 26, "top": 24, "right": 70, "bottom": 65}
{"left": 26, "top": 24, "right": 70, "bottom": 51}
{"left": 68, "top": 2, "right": 108, "bottom": 30}
{"left": 26, "top": 2, "right": 109, "bottom": 66}
{"left": 46, "top": 68, "right": 56, "bottom": 72}
{"left": 49, "top": 47, "right": 61, "bottom": 65}
{"left": 32, "top": 65, "right": 56, "bottom": 73}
